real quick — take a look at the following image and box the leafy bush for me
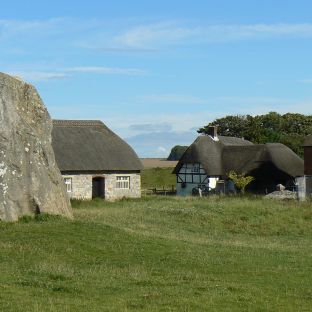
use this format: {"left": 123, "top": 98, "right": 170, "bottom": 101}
{"left": 228, "top": 171, "right": 255, "bottom": 194}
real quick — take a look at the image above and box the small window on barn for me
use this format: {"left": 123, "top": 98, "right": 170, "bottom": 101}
{"left": 116, "top": 176, "right": 130, "bottom": 189}
{"left": 64, "top": 178, "right": 72, "bottom": 193}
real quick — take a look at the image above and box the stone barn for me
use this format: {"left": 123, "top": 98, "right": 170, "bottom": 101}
{"left": 52, "top": 120, "right": 142, "bottom": 200}
{"left": 173, "top": 127, "right": 304, "bottom": 196}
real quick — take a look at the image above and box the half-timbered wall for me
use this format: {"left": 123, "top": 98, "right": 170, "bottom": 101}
{"left": 176, "top": 163, "right": 219, "bottom": 196}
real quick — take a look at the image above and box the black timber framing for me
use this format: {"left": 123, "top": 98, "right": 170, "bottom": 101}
{"left": 176, "top": 163, "right": 209, "bottom": 184}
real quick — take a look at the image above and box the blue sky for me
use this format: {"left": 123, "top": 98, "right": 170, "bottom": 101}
{"left": 1, "top": 0, "right": 312, "bottom": 157}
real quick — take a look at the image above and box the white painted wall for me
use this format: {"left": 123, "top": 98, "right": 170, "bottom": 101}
{"left": 297, "top": 176, "right": 312, "bottom": 201}
{"left": 209, "top": 177, "right": 219, "bottom": 189}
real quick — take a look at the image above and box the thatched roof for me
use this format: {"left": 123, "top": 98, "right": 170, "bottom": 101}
{"left": 173, "top": 135, "right": 303, "bottom": 177}
{"left": 222, "top": 143, "right": 303, "bottom": 177}
{"left": 303, "top": 136, "right": 312, "bottom": 147}
{"left": 52, "top": 120, "right": 142, "bottom": 172}
{"left": 218, "top": 136, "right": 254, "bottom": 146}
{"left": 173, "top": 135, "right": 252, "bottom": 175}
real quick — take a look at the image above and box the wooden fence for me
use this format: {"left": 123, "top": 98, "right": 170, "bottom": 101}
{"left": 142, "top": 186, "right": 176, "bottom": 196}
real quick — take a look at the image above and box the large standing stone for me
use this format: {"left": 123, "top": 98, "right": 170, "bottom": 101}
{"left": 0, "top": 72, "right": 72, "bottom": 221}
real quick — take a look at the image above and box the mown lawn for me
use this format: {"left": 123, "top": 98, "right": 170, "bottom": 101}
{"left": 0, "top": 196, "right": 312, "bottom": 311}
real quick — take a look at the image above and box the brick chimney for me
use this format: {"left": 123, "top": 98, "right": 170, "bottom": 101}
{"left": 304, "top": 136, "right": 312, "bottom": 175}
{"left": 207, "top": 125, "right": 219, "bottom": 141}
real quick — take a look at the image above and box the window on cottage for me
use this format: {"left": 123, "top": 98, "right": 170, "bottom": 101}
{"left": 116, "top": 176, "right": 130, "bottom": 189}
{"left": 191, "top": 163, "right": 200, "bottom": 173}
{"left": 64, "top": 178, "right": 72, "bottom": 193}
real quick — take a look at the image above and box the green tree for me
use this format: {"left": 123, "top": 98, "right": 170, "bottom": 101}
{"left": 198, "top": 115, "right": 250, "bottom": 139}
{"left": 198, "top": 112, "right": 312, "bottom": 156}
{"left": 167, "top": 145, "right": 188, "bottom": 160}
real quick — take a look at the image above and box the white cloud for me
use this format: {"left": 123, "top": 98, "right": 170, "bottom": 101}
{"left": 2, "top": 18, "right": 312, "bottom": 52}
{"left": 138, "top": 94, "right": 206, "bottom": 105}
{"left": 158, "top": 146, "right": 167, "bottom": 153}
{"left": 299, "top": 79, "right": 312, "bottom": 84}
{"left": 155, "top": 146, "right": 169, "bottom": 158}
{"left": 0, "top": 18, "right": 98, "bottom": 41}
{"left": 125, "top": 130, "right": 197, "bottom": 157}
{"left": 8, "top": 71, "right": 69, "bottom": 82}
{"left": 129, "top": 123, "right": 172, "bottom": 133}
{"left": 113, "top": 22, "right": 312, "bottom": 48}
{"left": 47, "top": 96, "right": 312, "bottom": 157}
{"left": 87, "top": 97, "right": 312, "bottom": 138}
{"left": 213, "top": 96, "right": 294, "bottom": 106}
{"left": 114, "top": 21, "right": 199, "bottom": 48}
{"left": 5, "top": 65, "right": 147, "bottom": 82}
{"left": 102, "top": 111, "right": 215, "bottom": 136}
{"left": 66, "top": 66, "right": 147, "bottom": 75}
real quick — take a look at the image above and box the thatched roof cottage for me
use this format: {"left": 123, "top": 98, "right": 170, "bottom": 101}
{"left": 173, "top": 127, "right": 304, "bottom": 195}
{"left": 52, "top": 120, "right": 142, "bottom": 200}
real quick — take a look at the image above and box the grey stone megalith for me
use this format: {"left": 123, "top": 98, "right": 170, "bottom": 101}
{"left": 0, "top": 72, "right": 72, "bottom": 221}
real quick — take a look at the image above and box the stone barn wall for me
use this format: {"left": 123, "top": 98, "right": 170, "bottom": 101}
{"left": 62, "top": 173, "right": 141, "bottom": 200}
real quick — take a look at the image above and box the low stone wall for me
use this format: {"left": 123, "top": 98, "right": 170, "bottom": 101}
{"left": 62, "top": 173, "right": 141, "bottom": 200}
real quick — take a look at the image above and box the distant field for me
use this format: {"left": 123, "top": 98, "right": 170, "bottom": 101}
{"left": 140, "top": 158, "right": 178, "bottom": 169}
{"left": 0, "top": 196, "right": 312, "bottom": 311}
{"left": 141, "top": 167, "right": 176, "bottom": 190}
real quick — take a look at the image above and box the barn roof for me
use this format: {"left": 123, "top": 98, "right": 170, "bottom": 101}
{"left": 52, "top": 120, "right": 143, "bottom": 172}
{"left": 303, "top": 135, "right": 312, "bottom": 147}
{"left": 173, "top": 135, "right": 303, "bottom": 177}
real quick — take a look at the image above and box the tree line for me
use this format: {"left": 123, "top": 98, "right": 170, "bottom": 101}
{"left": 198, "top": 112, "right": 312, "bottom": 156}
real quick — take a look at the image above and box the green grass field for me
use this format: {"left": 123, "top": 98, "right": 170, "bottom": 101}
{"left": 141, "top": 168, "right": 176, "bottom": 189}
{"left": 1, "top": 196, "right": 312, "bottom": 311}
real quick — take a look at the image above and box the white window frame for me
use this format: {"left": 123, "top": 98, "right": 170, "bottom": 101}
{"left": 116, "top": 176, "right": 130, "bottom": 189}
{"left": 64, "top": 177, "right": 72, "bottom": 193}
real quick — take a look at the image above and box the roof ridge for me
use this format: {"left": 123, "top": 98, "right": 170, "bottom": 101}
{"left": 52, "top": 119, "right": 104, "bottom": 127}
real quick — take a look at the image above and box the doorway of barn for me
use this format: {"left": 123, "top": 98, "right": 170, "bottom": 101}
{"left": 92, "top": 177, "right": 105, "bottom": 199}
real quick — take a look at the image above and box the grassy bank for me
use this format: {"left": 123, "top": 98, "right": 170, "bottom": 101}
{"left": 0, "top": 196, "right": 312, "bottom": 311}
